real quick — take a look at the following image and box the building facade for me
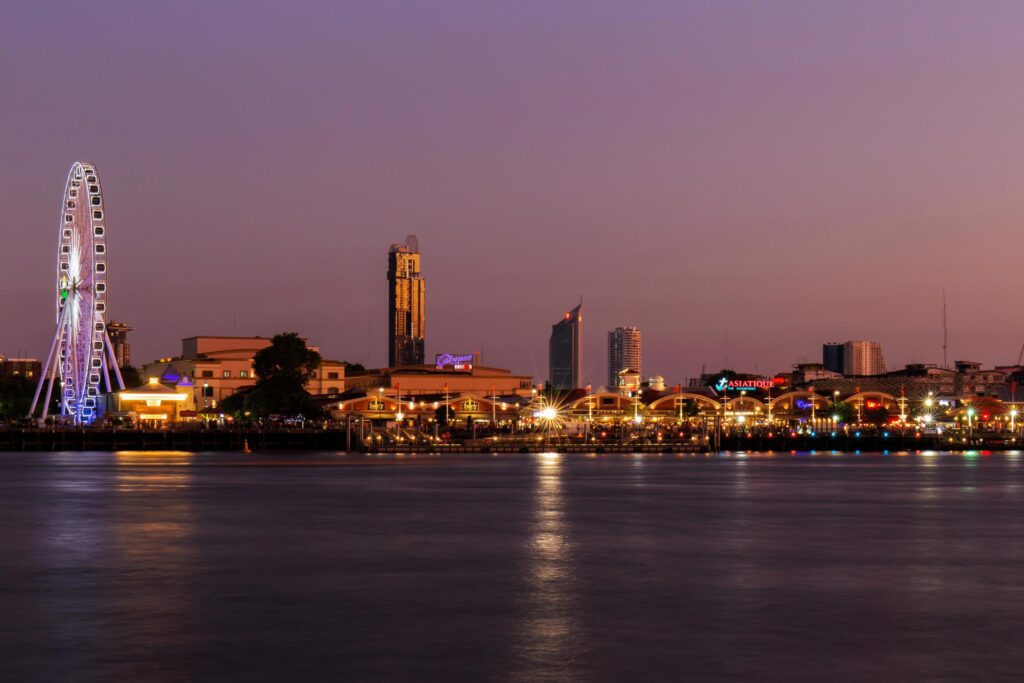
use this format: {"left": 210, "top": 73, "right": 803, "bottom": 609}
{"left": 0, "top": 356, "right": 41, "bottom": 380}
{"left": 142, "top": 336, "right": 347, "bottom": 409}
{"left": 822, "top": 343, "right": 845, "bottom": 374}
{"left": 608, "top": 326, "right": 642, "bottom": 389}
{"left": 388, "top": 235, "right": 425, "bottom": 367}
{"left": 549, "top": 303, "right": 582, "bottom": 390}
{"left": 341, "top": 364, "right": 534, "bottom": 397}
{"left": 843, "top": 340, "right": 886, "bottom": 376}
{"left": 106, "top": 321, "right": 133, "bottom": 368}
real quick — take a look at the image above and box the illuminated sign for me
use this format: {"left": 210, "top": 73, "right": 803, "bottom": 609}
{"left": 436, "top": 353, "right": 473, "bottom": 371}
{"left": 794, "top": 399, "right": 813, "bottom": 410}
{"left": 714, "top": 377, "right": 785, "bottom": 392}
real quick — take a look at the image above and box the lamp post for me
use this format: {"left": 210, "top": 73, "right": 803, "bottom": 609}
{"left": 966, "top": 406, "right": 976, "bottom": 442}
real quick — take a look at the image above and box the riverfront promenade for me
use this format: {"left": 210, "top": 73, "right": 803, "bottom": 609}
{"left": 0, "top": 428, "right": 1016, "bottom": 453}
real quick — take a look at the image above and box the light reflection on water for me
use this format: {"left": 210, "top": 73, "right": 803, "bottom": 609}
{"left": 512, "top": 452, "right": 588, "bottom": 680}
{"left": 4, "top": 450, "right": 1024, "bottom": 680}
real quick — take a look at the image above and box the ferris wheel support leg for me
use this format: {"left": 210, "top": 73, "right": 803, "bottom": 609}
{"left": 40, "top": 353, "right": 60, "bottom": 421}
{"left": 100, "top": 353, "right": 112, "bottom": 394}
{"left": 28, "top": 304, "right": 68, "bottom": 418}
{"left": 103, "top": 331, "right": 125, "bottom": 391}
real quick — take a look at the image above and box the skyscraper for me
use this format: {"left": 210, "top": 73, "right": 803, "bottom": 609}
{"left": 842, "top": 340, "right": 886, "bottom": 376}
{"left": 107, "top": 320, "right": 133, "bottom": 368}
{"left": 823, "top": 341, "right": 886, "bottom": 375}
{"left": 608, "top": 326, "right": 642, "bottom": 389}
{"left": 388, "top": 235, "right": 425, "bottom": 367}
{"left": 822, "top": 343, "right": 844, "bottom": 374}
{"left": 549, "top": 303, "right": 582, "bottom": 390}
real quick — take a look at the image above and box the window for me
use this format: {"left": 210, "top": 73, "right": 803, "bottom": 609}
{"left": 63, "top": 229, "right": 73, "bottom": 238}
{"left": 96, "top": 283, "right": 105, "bottom": 292}
{"left": 91, "top": 196, "right": 101, "bottom": 206}
{"left": 94, "top": 226, "right": 104, "bottom": 236}
{"left": 93, "top": 210, "right": 103, "bottom": 220}
{"left": 240, "top": 370, "right": 249, "bottom": 379}
{"left": 223, "top": 370, "right": 231, "bottom": 378}
{"left": 95, "top": 244, "right": 105, "bottom": 254}
{"left": 202, "top": 385, "right": 214, "bottom": 398}
{"left": 96, "top": 302, "right": 105, "bottom": 312}
{"left": 201, "top": 370, "right": 214, "bottom": 378}
{"left": 61, "top": 245, "right": 70, "bottom": 253}
{"left": 89, "top": 185, "right": 98, "bottom": 194}
{"left": 65, "top": 214, "right": 73, "bottom": 222}
{"left": 94, "top": 341, "right": 103, "bottom": 351}
{"left": 328, "top": 372, "right": 339, "bottom": 379}
{"left": 95, "top": 262, "right": 105, "bottom": 273}
{"left": 60, "top": 262, "right": 69, "bottom": 270}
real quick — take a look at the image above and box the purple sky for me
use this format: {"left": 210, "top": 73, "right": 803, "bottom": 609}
{"left": 4, "top": 1, "right": 1024, "bottom": 386}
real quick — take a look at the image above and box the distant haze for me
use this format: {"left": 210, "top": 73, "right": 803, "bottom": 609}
{"left": 4, "top": 1, "right": 1024, "bottom": 385}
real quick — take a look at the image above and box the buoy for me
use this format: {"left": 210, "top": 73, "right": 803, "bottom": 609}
{"left": 242, "top": 439, "right": 252, "bottom": 454}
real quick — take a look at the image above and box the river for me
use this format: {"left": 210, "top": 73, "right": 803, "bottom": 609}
{"left": 1, "top": 450, "right": 1022, "bottom": 681}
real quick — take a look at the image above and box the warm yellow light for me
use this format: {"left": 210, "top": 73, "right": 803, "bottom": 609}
{"left": 120, "top": 392, "right": 188, "bottom": 402}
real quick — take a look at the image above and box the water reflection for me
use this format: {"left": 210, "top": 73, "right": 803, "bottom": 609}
{"left": 512, "top": 452, "right": 587, "bottom": 680}
{"left": 108, "top": 455, "right": 198, "bottom": 666}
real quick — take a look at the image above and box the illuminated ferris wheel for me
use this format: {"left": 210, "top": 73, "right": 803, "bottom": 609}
{"left": 30, "top": 162, "right": 124, "bottom": 424}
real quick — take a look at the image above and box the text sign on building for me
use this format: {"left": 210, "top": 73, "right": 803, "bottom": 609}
{"left": 435, "top": 353, "right": 474, "bottom": 371}
{"left": 714, "top": 376, "right": 785, "bottom": 392}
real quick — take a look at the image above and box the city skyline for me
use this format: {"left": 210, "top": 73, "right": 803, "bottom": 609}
{"left": 4, "top": 2, "right": 1024, "bottom": 382}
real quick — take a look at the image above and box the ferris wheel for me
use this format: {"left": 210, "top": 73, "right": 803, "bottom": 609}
{"left": 30, "top": 162, "right": 124, "bottom": 424}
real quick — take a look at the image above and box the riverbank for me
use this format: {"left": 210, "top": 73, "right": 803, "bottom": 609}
{"left": 1, "top": 428, "right": 1018, "bottom": 452}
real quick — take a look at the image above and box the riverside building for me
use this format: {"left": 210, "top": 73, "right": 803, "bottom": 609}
{"left": 824, "top": 340, "right": 886, "bottom": 376}
{"left": 388, "top": 235, "right": 425, "bottom": 367}
{"left": 608, "top": 326, "right": 642, "bottom": 389}
{"left": 549, "top": 303, "right": 583, "bottom": 390}
{"left": 142, "top": 336, "right": 347, "bottom": 409}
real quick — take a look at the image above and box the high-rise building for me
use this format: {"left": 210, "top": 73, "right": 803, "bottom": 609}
{"left": 107, "top": 320, "right": 133, "bottom": 368}
{"left": 823, "top": 341, "right": 886, "bottom": 376}
{"left": 549, "top": 303, "right": 582, "bottom": 390}
{"left": 388, "top": 235, "right": 425, "bottom": 367}
{"left": 822, "top": 343, "right": 845, "bottom": 374}
{"left": 608, "top": 326, "right": 642, "bottom": 389}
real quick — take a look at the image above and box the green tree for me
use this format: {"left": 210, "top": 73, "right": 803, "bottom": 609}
{"left": 0, "top": 377, "right": 36, "bottom": 420}
{"left": 238, "top": 333, "right": 322, "bottom": 418}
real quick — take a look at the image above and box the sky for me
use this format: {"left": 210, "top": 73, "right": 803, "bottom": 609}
{"left": 3, "top": 0, "right": 1024, "bottom": 386}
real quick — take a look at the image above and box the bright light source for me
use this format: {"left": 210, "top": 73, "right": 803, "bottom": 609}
{"left": 540, "top": 406, "right": 558, "bottom": 420}
{"left": 633, "top": 414, "right": 643, "bottom": 424}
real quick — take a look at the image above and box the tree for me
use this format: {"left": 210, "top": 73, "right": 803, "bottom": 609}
{"left": 240, "top": 333, "right": 322, "bottom": 418}
{"left": 0, "top": 377, "right": 36, "bottom": 420}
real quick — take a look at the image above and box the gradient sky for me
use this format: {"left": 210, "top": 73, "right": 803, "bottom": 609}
{"left": 4, "top": 1, "right": 1024, "bottom": 386}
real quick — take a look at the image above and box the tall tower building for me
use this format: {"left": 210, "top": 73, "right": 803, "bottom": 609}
{"left": 822, "top": 343, "right": 844, "bottom": 374}
{"left": 843, "top": 340, "right": 886, "bottom": 376}
{"left": 608, "top": 326, "right": 642, "bottom": 389}
{"left": 106, "top": 321, "right": 133, "bottom": 368}
{"left": 388, "top": 235, "right": 425, "bottom": 367}
{"left": 549, "top": 303, "right": 582, "bottom": 390}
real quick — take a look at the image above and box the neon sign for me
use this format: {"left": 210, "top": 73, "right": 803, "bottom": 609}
{"left": 714, "top": 377, "right": 785, "bottom": 392}
{"left": 436, "top": 353, "right": 473, "bottom": 371}
{"left": 795, "top": 399, "right": 813, "bottom": 410}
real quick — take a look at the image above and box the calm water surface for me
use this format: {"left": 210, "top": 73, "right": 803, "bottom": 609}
{"left": 2, "top": 450, "right": 1024, "bottom": 682}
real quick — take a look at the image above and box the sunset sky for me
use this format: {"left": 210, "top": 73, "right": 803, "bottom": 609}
{"left": 4, "top": 1, "right": 1024, "bottom": 385}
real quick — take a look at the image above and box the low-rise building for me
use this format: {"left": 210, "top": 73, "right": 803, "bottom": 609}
{"left": 111, "top": 377, "right": 194, "bottom": 425}
{"left": 342, "top": 364, "right": 534, "bottom": 398}
{"left": 0, "top": 356, "right": 41, "bottom": 380}
{"left": 142, "top": 336, "right": 347, "bottom": 409}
